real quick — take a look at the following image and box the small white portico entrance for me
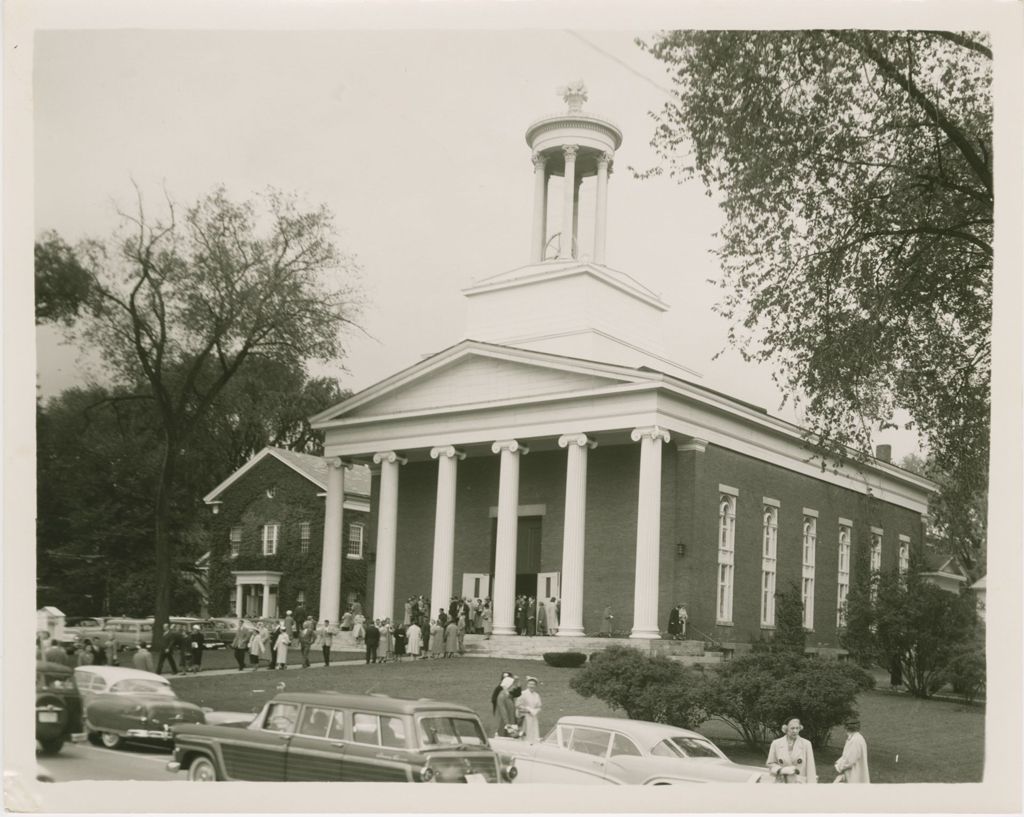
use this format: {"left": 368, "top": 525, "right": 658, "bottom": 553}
{"left": 232, "top": 570, "right": 283, "bottom": 619}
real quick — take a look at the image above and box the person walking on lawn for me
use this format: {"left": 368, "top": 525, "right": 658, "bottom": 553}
{"left": 231, "top": 618, "right": 253, "bottom": 671}
{"left": 298, "top": 618, "right": 316, "bottom": 668}
{"left": 187, "top": 624, "right": 205, "bottom": 673}
{"left": 767, "top": 718, "right": 817, "bottom": 784}
{"left": 316, "top": 620, "right": 336, "bottom": 667}
{"left": 834, "top": 718, "right": 870, "bottom": 783}
{"left": 274, "top": 626, "right": 291, "bottom": 669}
{"left": 364, "top": 620, "right": 381, "bottom": 664}
{"left": 133, "top": 642, "right": 155, "bottom": 673}
{"left": 156, "top": 623, "right": 184, "bottom": 675}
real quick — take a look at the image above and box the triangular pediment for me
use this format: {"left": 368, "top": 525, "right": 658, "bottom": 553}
{"left": 311, "top": 340, "right": 652, "bottom": 424}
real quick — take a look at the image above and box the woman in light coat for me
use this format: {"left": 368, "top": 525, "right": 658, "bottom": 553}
{"left": 429, "top": 620, "right": 443, "bottom": 659}
{"left": 515, "top": 676, "right": 543, "bottom": 741}
{"left": 766, "top": 719, "right": 817, "bottom": 783}
{"left": 274, "top": 628, "right": 291, "bottom": 668}
{"left": 352, "top": 613, "right": 366, "bottom": 644}
{"left": 406, "top": 621, "right": 422, "bottom": 658}
{"left": 248, "top": 624, "right": 267, "bottom": 669}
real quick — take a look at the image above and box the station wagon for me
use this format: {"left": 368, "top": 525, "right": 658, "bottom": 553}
{"left": 168, "top": 692, "right": 514, "bottom": 783}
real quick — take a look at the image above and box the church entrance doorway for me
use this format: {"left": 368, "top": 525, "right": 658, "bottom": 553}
{"left": 490, "top": 516, "right": 543, "bottom": 599}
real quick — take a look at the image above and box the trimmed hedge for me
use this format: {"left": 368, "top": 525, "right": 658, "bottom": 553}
{"left": 543, "top": 651, "right": 588, "bottom": 668}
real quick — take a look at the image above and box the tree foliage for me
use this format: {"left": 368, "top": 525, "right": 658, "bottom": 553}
{"left": 702, "top": 653, "right": 874, "bottom": 749}
{"left": 35, "top": 231, "right": 94, "bottom": 325}
{"left": 641, "top": 31, "right": 992, "bottom": 571}
{"left": 772, "top": 583, "right": 807, "bottom": 655}
{"left": 58, "top": 186, "right": 361, "bottom": 649}
{"left": 569, "top": 646, "right": 707, "bottom": 729}
{"left": 872, "top": 571, "right": 978, "bottom": 697}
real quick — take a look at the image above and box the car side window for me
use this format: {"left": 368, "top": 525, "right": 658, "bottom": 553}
{"left": 381, "top": 716, "right": 406, "bottom": 748}
{"left": 353, "top": 713, "right": 381, "bottom": 745}
{"left": 297, "top": 706, "right": 333, "bottom": 739}
{"left": 327, "top": 710, "right": 346, "bottom": 741}
{"left": 264, "top": 703, "right": 299, "bottom": 734}
{"left": 568, "top": 727, "right": 611, "bottom": 757}
{"left": 543, "top": 725, "right": 563, "bottom": 746}
{"left": 610, "top": 734, "right": 643, "bottom": 758}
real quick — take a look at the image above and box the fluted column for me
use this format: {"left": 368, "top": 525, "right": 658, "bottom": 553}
{"left": 594, "top": 152, "right": 612, "bottom": 264}
{"left": 318, "top": 457, "right": 348, "bottom": 625}
{"left": 491, "top": 439, "right": 529, "bottom": 635}
{"left": 235, "top": 582, "right": 244, "bottom": 618}
{"left": 261, "top": 582, "right": 271, "bottom": 619}
{"left": 630, "top": 426, "right": 670, "bottom": 639}
{"left": 372, "top": 451, "right": 407, "bottom": 622}
{"left": 557, "top": 433, "right": 596, "bottom": 637}
{"left": 530, "top": 153, "right": 548, "bottom": 262}
{"left": 559, "top": 146, "right": 578, "bottom": 259}
{"left": 430, "top": 445, "right": 465, "bottom": 618}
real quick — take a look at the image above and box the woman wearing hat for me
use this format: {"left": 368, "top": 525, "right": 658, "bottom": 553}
{"left": 494, "top": 675, "right": 519, "bottom": 738}
{"left": 834, "top": 717, "right": 870, "bottom": 783}
{"left": 766, "top": 718, "right": 817, "bottom": 783}
{"left": 516, "top": 676, "right": 543, "bottom": 741}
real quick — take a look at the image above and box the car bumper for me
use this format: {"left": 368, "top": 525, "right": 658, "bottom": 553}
{"left": 70, "top": 732, "right": 88, "bottom": 743}
{"left": 122, "top": 729, "right": 175, "bottom": 741}
{"left": 166, "top": 761, "right": 181, "bottom": 773}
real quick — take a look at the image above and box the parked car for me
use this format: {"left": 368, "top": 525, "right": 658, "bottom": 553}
{"left": 170, "top": 618, "right": 226, "bottom": 650}
{"left": 209, "top": 617, "right": 240, "bottom": 646}
{"left": 168, "top": 692, "right": 515, "bottom": 783}
{"left": 74, "top": 665, "right": 206, "bottom": 750}
{"left": 100, "top": 618, "right": 154, "bottom": 652}
{"left": 62, "top": 616, "right": 106, "bottom": 646}
{"left": 489, "top": 716, "right": 769, "bottom": 784}
{"left": 36, "top": 661, "right": 87, "bottom": 755}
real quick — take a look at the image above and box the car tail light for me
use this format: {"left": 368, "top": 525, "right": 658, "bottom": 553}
{"left": 419, "top": 765, "right": 435, "bottom": 782}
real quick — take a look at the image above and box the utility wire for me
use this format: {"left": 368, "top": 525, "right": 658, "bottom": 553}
{"left": 563, "top": 30, "right": 677, "bottom": 98}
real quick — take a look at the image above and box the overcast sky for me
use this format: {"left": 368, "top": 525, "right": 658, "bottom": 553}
{"left": 33, "top": 28, "right": 922, "bottom": 459}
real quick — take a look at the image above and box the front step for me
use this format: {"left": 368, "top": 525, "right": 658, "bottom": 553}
{"left": 462, "top": 634, "right": 707, "bottom": 660}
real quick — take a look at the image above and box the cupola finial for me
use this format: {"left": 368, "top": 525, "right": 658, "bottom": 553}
{"left": 559, "top": 80, "right": 588, "bottom": 114}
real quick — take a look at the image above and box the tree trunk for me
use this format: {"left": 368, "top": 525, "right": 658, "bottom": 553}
{"left": 151, "top": 437, "right": 179, "bottom": 656}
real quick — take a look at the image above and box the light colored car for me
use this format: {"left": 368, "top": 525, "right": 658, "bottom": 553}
{"left": 489, "top": 716, "right": 769, "bottom": 785}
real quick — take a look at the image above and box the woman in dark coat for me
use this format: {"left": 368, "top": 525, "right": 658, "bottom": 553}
{"left": 668, "top": 605, "right": 681, "bottom": 639}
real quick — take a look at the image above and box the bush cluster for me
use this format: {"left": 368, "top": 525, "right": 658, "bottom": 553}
{"left": 542, "top": 651, "right": 588, "bottom": 668}
{"left": 571, "top": 645, "right": 873, "bottom": 749}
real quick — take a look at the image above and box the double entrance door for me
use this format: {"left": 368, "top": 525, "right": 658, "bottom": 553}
{"left": 485, "top": 516, "right": 560, "bottom": 602}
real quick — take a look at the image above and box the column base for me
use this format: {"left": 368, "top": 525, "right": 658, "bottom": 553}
{"left": 555, "top": 627, "right": 585, "bottom": 638}
{"left": 492, "top": 625, "right": 517, "bottom": 636}
{"left": 629, "top": 627, "right": 661, "bottom": 640}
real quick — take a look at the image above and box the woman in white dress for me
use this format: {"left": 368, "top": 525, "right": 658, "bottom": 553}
{"left": 406, "top": 621, "right": 422, "bottom": 658}
{"left": 516, "top": 676, "right": 543, "bottom": 742}
{"left": 352, "top": 613, "right": 366, "bottom": 644}
{"left": 274, "top": 628, "right": 291, "bottom": 669}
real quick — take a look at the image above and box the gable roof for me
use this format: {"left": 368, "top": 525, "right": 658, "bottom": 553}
{"left": 203, "top": 446, "right": 370, "bottom": 504}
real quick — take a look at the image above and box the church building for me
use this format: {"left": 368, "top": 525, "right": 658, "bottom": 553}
{"left": 308, "top": 84, "right": 934, "bottom": 652}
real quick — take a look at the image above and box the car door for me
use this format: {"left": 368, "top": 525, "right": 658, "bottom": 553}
{"left": 340, "top": 712, "right": 413, "bottom": 782}
{"left": 285, "top": 705, "right": 346, "bottom": 781}
{"left": 218, "top": 702, "right": 296, "bottom": 781}
{"left": 603, "top": 732, "right": 646, "bottom": 783}
{"left": 526, "top": 725, "right": 612, "bottom": 783}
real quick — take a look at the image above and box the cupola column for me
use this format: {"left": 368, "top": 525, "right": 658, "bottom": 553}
{"left": 594, "top": 152, "right": 612, "bottom": 264}
{"left": 559, "top": 145, "right": 579, "bottom": 259}
{"left": 630, "top": 426, "right": 670, "bottom": 639}
{"left": 530, "top": 153, "right": 549, "bottom": 263}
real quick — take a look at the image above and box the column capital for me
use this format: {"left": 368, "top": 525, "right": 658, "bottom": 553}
{"left": 631, "top": 425, "right": 671, "bottom": 444}
{"left": 558, "top": 433, "right": 597, "bottom": 450}
{"left": 327, "top": 456, "right": 354, "bottom": 470}
{"left": 492, "top": 439, "right": 530, "bottom": 455}
{"left": 562, "top": 144, "right": 579, "bottom": 160}
{"left": 531, "top": 152, "right": 547, "bottom": 170}
{"left": 676, "top": 437, "right": 708, "bottom": 453}
{"left": 372, "top": 450, "right": 408, "bottom": 466}
{"left": 430, "top": 445, "right": 466, "bottom": 461}
{"left": 597, "top": 151, "right": 614, "bottom": 169}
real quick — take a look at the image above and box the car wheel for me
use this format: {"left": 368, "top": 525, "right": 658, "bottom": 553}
{"left": 86, "top": 731, "right": 102, "bottom": 746}
{"left": 38, "top": 736, "right": 64, "bottom": 755}
{"left": 187, "top": 756, "right": 219, "bottom": 782}
{"left": 100, "top": 732, "right": 123, "bottom": 750}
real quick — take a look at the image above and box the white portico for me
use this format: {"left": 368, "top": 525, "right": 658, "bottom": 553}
{"left": 309, "top": 84, "right": 934, "bottom": 643}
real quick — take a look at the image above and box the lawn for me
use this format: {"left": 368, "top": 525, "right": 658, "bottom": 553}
{"left": 169, "top": 656, "right": 984, "bottom": 784}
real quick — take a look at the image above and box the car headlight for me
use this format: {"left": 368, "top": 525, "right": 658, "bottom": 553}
{"left": 419, "top": 765, "right": 434, "bottom": 782}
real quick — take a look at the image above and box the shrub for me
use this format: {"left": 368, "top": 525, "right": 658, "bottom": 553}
{"left": 942, "top": 642, "right": 986, "bottom": 703}
{"left": 569, "top": 645, "right": 707, "bottom": 729}
{"left": 873, "top": 572, "right": 978, "bottom": 698}
{"left": 772, "top": 584, "right": 806, "bottom": 655}
{"left": 701, "top": 652, "right": 874, "bottom": 749}
{"left": 543, "top": 651, "right": 587, "bottom": 668}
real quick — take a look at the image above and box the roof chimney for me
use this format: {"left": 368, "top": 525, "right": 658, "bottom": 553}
{"left": 875, "top": 444, "right": 892, "bottom": 463}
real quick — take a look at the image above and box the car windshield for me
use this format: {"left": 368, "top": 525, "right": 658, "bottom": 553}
{"left": 109, "top": 679, "right": 174, "bottom": 695}
{"left": 43, "top": 674, "right": 75, "bottom": 691}
{"left": 417, "top": 716, "right": 488, "bottom": 747}
{"left": 652, "top": 736, "right": 725, "bottom": 759}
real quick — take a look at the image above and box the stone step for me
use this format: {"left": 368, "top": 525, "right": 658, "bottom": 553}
{"left": 462, "top": 634, "right": 707, "bottom": 660}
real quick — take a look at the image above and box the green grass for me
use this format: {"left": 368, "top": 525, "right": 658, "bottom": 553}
{"left": 168, "top": 656, "right": 983, "bottom": 783}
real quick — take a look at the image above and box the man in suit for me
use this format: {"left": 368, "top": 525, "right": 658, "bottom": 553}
{"left": 364, "top": 620, "right": 381, "bottom": 664}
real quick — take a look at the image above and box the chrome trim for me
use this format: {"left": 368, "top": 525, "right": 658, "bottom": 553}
{"left": 166, "top": 761, "right": 181, "bottom": 773}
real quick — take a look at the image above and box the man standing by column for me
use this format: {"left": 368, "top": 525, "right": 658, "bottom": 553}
{"left": 834, "top": 717, "right": 870, "bottom": 783}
